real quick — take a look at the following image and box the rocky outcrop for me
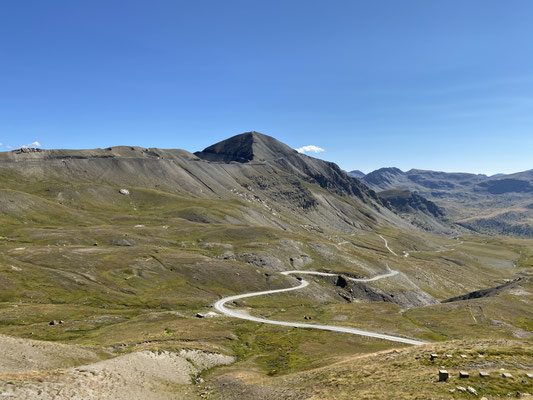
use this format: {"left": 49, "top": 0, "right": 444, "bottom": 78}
{"left": 333, "top": 275, "right": 437, "bottom": 309}
{"left": 377, "top": 189, "right": 445, "bottom": 218}
{"left": 442, "top": 278, "right": 523, "bottom": 303}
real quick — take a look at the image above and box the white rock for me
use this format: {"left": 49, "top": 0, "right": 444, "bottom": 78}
{"left": 196, "top": 311, "right": 219, "bottom": 318}
{"left": 467, "top": 386, "right": 477, "bottom": 395}
{"left": 119, "top": 189, "right": 130, "bottom": 195}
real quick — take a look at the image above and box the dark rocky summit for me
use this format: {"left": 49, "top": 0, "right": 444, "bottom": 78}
{"left": 194, "top": 131, "right": 298, "bottom": 163}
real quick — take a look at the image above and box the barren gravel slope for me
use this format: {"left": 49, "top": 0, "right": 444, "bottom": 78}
{"left": 0, "top": 335, "right": 235, "bottom": 399}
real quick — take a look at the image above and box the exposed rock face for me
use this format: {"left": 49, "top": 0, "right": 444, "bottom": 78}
{"left": 377, "top": 189, "right": 445, "bottom": 218}
{"left": 195, "top": 132, "right": 384, "bottom": 205}
{"left": 362, "top": 167, "right": 533, "bottom": 237}
{"left": 238, "top": 253, "right": 285, "bottom": 272}
{"left": 376, "top": 189, "right": 450, "bottom": 233}
{"left": 333, "top": 275, "right": 437, "bottom": 309}
{"left": 248, "top": 174, "right": 318, "bottom": 210}
{"left": 441, "top": 278, "right": 523, "bottom": 303}
{"left": 289, "top": 255, "right": 312, "bottom": 268}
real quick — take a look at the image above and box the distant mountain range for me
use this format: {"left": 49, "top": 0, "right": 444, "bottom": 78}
{"left": 354, "top": 167, "right": 533, "bottom": 237}
{"left": 348, "top": 170, "right": 365, "bottom": 178}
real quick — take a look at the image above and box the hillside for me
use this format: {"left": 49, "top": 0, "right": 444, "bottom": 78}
{"left": 0, "top": 132, "right": 531, "bottom": 399}
{"left": 0, "top": 133, "right": 414, "bottom": 235}
{"left": 363, "top": 167, "right": 533, "bottom": 237}
{"left": 376, "top": 189, "right": 449, "bottom": 233}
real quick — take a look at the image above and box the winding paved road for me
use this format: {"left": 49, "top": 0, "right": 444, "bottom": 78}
{"left": 214, "top": 269, "right": 426, "bottom": 346}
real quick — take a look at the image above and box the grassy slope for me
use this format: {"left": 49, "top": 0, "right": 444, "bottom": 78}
{"left": 0, "top": 177, "right": 532, "bottom": 398}
{"left": 209, "top": 340, "right": 532, "bottom": 399}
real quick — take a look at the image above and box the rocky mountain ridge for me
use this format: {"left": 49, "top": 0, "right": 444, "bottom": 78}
{"left": 361, "top": 167, "right": 533, "bottom": 237}
{"left": 0, "top": 132, "right": 420, "bottom": 235}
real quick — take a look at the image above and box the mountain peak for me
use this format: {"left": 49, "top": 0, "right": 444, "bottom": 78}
{"left": 348, "top": 170, "right": 365, "bottom": 178}
{"left": 194, "top": 131, "right": 297, "bottom": 163}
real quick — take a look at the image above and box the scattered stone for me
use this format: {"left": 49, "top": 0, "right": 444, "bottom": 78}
{"left": 59, "top": 320, "right": 64, "bottom": 324}
{"left": 112, "top": 239, "right": 135, "bottom": 247}
{"left": 430, "top": 353, "right": 438, "bottom": 361}
{"left": 456, "top": 386, "right": 466, "bottom": 392}
{"left": 459, "top": 371, "right": 470, "bottom": 378}
{"left": 460, "top": 354, "right": 468, "bottom": 359}
{"left": 93, "top": 242, "right": 98, "bottom": 246}
{"left": 49, "top": 320, "right": 58, "bottom": 326}
{"left": 119, "top": 189, "right": 130, "bottom": 195}
{"left": 289, "top": 255, "right": 312, "bottom": 268}
{"left": 219, "top": 250, "right": 236, "bottom": 260}
{"left": 502, "top": 372, "right": 513, "bottom": 378}
{"left": 439, "top": 369, "right": 449, "bottom": 382}
{"left": 467, "top": 386, "right": 478, "bottom": 395}
{"left": 446, "top": 354, "right": 453, "bottom": 358}
{"left": 479, "top": 371, "right": 490, "bottom": 378}
{"left": 481, "top": 397, "right": 489, "bottom": 400}
{"left": 167, "top": 311, "right": 184, "bottom": 318}
{"left": 134, "top": 224, "right": 145, "bottom": 228}
{"left": 196, "top": 312, "right": 219, "bottom": 318}
{"left": 526, "top": 373, "right": 533, "bottom": 378}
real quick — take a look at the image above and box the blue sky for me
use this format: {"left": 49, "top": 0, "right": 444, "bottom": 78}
{"left": 1, "top": 1, "right": 532, "bottom": 175}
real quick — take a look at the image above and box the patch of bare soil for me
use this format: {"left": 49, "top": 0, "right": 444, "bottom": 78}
{"left": 0, "top": 335, "right": 235, "bottom": 399}
{"left": 0, "top": 334, "right": 101, "bottom": 373}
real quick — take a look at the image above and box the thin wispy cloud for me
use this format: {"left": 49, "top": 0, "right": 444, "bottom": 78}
{"left": 21, "top": 141, "right": 42, "bottom": 148}
{"left": 0, "top": 142, "right": 3, "bottom": 147}
{"left": 295, "top": 145, "right": 325, "bottom": 154}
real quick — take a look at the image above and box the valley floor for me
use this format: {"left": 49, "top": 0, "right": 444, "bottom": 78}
{"left": 0, "top": 175, "right": 532, "bottom": 398}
